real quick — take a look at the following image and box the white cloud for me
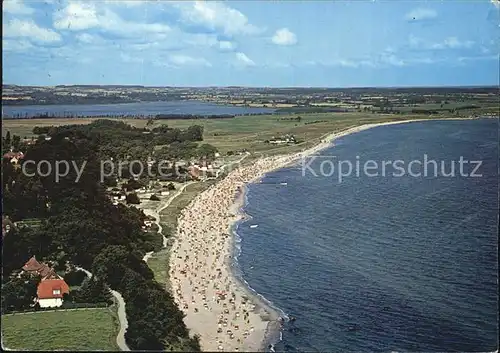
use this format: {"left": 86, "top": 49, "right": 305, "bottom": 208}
{"left": 337, "top": 60, "right": 359, "bottom": 68}
{"left": 219, "top": 40, "right": 236, "bottom": 51}
{"left": 325, "top": 59, "right": 377, "bottom": 68}
{"left": 3, "top": 39, "right": 34, "bottom": 52}
{"left": 104, "top": 0, "right": 144, "bottom": 7}
{"left": 272, "top": 28, "right": 297, "bottom": 46}
{"left": 3, "top": 19, "right": 61, "bottom": 42}
{"left": 306, "top": 54, "right": 405, "bottom": 68}
{"left": 2, "top": 0, "right": 34, "bottom": 15}
{"left": 53, "top": 2, "right": 100, "bottom": 30}
{"left": 457, "top": 54, "right": 498, "bottom": 63}
{"left": 53, "top": 2, "right": 170, "bottom": 37}
{"left": 409, "top": 35, "right": 475, "bottom": 51}
{"left": 405, "top": 8, "right": 437, "bottom": 21}
{"left": 263, "top": 62, "right": 291, "bottom": 69}
{"left": 75, "top": 33, "right": 104, "bottom": 44}
{"left": 168, "top": 54, "right": 212, "bottom": 67}
{"left": 173, "top": 1, "right": 262, "bottom": 36}
{"left": 126, "top": 30, "right": 230, "bottom": 53}
{"left": 431, "top": 37, "right": 474, "bottom": 49}
{"left": 380, "top": 54, "right": 405, "bottom": 67}
{"left": 183, "top": 33, "right": 218, "bottom": 47}
{"left": 235, "top": 52, "right": 256, "bottom": 67}
{"left": 409, "top": 34, "right": 423, "bottom": 48}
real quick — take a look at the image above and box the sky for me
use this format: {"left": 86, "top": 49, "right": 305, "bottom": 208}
{"left": 2, "top": 0, "right": 499, "bottom": 87}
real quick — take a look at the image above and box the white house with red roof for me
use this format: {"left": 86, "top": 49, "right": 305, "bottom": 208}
{"left": 22, "top": 256, "right": 70, "bottom": 308}
{"left": 36, "top": 275, "right": 70, "bottom": 308}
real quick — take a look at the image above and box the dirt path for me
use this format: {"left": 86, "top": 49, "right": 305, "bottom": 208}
{"left": 76, "top": 267, "right": 130, "bottom": 352}
{"left": 142, "top": 181, "right": 196, "bottom": 263}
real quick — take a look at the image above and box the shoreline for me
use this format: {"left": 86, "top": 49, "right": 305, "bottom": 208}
{"left": 167, "top": 116, "right": 494, "bottom": 352}
{"left": 227, "top": 185, "right": 286, "bottom": 351}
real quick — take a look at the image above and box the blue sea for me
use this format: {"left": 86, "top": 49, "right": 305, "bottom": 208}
{"left": 1, "top": 100, "right": 275, "bottom": 118}
{"left": 234, "top": 118, "right": 499, "bottom": 352}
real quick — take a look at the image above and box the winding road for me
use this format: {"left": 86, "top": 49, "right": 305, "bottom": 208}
{"left": 75, "top": 266, "right": 130, "bottom": 352}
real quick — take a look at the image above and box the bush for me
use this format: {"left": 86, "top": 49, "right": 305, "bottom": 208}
{"left": 123, "top": 179, "right": 144, "bottom": 191}
{"left": 126, "top": 193, "right": 140, "bottom": 204}
{"left": 103, "top": 177, "right": 117, "bottom": 187}
{"left": 64, "top": 270, "right": 87, "bottom": 286}
{"left": 166, "top": 183, "right": 176, "bottom": 191}
{"left": 72, "top": 278, "right": 113, "bottom": 305}
{"left": 61, "top": 301, "right": 109, "bottom": 309}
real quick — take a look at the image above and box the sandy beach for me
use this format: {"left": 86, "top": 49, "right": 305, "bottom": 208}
{"left": 167, "top": 118, "right": 475, "bottom": 351}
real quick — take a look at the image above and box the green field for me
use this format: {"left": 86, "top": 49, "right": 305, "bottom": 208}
{"left": 1, "top": 308, "right": 119, "bottom": 351}
{"left": 2, "top": 112, "right": 445, "bottom": 152}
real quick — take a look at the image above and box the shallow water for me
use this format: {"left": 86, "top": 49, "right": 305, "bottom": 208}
{"left": 236, "top": 118, "right": 499, "bottom": 352}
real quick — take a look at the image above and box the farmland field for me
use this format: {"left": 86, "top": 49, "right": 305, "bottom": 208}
{"left": 2, "top": 112, "right": 445, "bottom": 154}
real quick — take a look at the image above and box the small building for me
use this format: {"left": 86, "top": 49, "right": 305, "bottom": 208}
{"left": 22, "top": 256, "right": 70, "bottom": 308}
{"left": 22, "top": 138, "right": 35, "bottom": 145}
{"left": 36, "top": 277, "right": 70, "bottom": 308}
{"left": 267, "top": 134, "right": 297, "bottom": 145}
{"left": 23, "top": 256, "right": 56, "bottom": 278}
{"left": 188, "top": 166, "right": 201, "bottom": 180}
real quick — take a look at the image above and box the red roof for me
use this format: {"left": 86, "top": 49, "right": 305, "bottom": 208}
{"left": 23, "top": 256, "right": 43, "bottom": 272}
{"left": 38, "top": 264, "right": 55, "bottom": 278}
{"left": 37, "top": 279, "right": 70, "bottom": 299}
{"left": 3, "top": 152, "right": 24, "bottom": 159}
{"left": 22, "top": 256, "right": 59, "bottom": 279}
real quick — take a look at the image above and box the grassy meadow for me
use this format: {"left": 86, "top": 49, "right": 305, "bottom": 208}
{"left": 1, "top": 308, "right": 119, "bottom": 351}
{"left": 3, "top": 112, "right": 443, "bottom": 155}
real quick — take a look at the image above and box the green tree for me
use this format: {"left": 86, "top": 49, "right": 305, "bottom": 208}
{"left": 73, "top": 278, "right": 112, "bottom": 304}
{"left": 1, "top": 273, "right": 39, "bottom": 313}
{"left": 5, "top": 131, "right": 11, "bottom": 146}
{"left": 12, "top": 135, "right": 21, "bottom": 151}
{"left": 126, "top": 192, "right": 141, "bottom": 204}
{"left": 197, "top": 143, "right": 218, "bottom": 159}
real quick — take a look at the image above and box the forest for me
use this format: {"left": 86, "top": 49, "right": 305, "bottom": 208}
{"left": 1, "top": 121, "right": 203, "bottom": 350}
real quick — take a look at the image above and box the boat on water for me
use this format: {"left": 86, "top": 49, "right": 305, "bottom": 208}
{"left": 280, "top": 182, "right": 288, "bottom": 186}
{"left": 250, "top": 224, "right": 258, "bottom": 228}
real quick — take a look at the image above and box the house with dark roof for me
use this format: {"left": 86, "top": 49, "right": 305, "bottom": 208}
{"left": 22, "top": 256, "right": 70, "bottom": 308}
{"left": 22, "top": 256, "right": 57, "bottom": 278}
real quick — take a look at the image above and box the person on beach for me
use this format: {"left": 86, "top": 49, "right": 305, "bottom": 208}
{"left": 171, "top": 156, "right": 298, "bottom": 351}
